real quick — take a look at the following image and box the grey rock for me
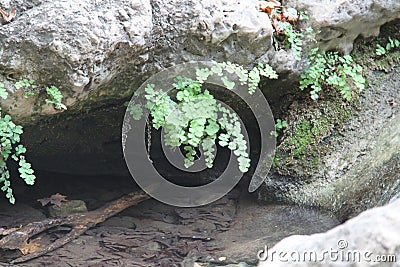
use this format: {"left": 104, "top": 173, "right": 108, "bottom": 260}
{"left": 0, "top": 0, "right": 398, "bottom": 177}
{"left": 48, "top": 199, "right": 88, "bottom": 217}
{"left": 0, "top": 0, "right": 272, "bottom": 120}
{"left": 285, "top": 0, "right": 400, "bottom": 54}
{"left": 258, "top": 68, "right": 400, "bottom": 219}
{"left": 0, "top": 0, "right": 154, "bottom": 118}
{"left": 257, "top": 198, "right": 400, "bottom": 267}
{"left": 0, "top": 0, "right": 273, "bottom": 175}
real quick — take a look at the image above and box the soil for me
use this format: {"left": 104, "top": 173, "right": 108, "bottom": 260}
{"left": 0, "top": 173, "right": 340, "bottom": 267}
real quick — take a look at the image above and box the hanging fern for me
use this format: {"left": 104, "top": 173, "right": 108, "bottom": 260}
{"left": 131, "top": 61, "right": 278, "bottom": 173}
{"left": 0, "top": 80, "right": 67, "bottom": 203}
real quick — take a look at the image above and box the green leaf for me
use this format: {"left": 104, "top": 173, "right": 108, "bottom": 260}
{"left": 196, "top": 68, "right": 212, "bottom": 81}
{"left": 128, "top": 104, "right": 143, "bottom": 120}
{"left": 228, "top": 141, "right": 236, "bottom": 150}
{"left": 13, "top": 125, "right": 23, "bottom": 135}
{"left": 259, "top": 64, "right": 278, "bottom": 79}
{"left": 0, "top": 83, "right": 8, "bottom": 99}
{"left": 205, "top": 119, "right": 220, "bottom": 136}
{"left": 376, "top": 44, "right": 386, "bottom": 56}
{"left": 45, "top": 86, "right": 67, "bottom": 110}
{"left": 211, "top": 64, "right": 223, "bottom": 76}
{"left": 311, "top": 92, "right": 319, "bottom": 100}
{"left": 140, "top": 63, "right": 267, "bottom": 172}
{"left": 219, "top": 140, "right": 228, "bottom": 147}
{"left": 287, "top": 7, "right": 298, "bottom": 16}
{"left": 300, "top": 11, "right": 309, "bottom": 20}
{"left": 238, "top": 156, "right": 250, "bottom": 173}
{"left": 221, "top": 76, "right": 235, "bottom": 90}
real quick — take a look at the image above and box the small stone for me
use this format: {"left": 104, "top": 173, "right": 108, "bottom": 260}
{"left": 189, "top": 219, "right": 216, "bottom": 232}
{"left": 48, "top": 200, "right": 88, "bottom": 217}
{"left": 142, "top": 241, "right": 161, "bottom": 251}
{"left": 218, "top": 256, "right": 227, "bottom": 261}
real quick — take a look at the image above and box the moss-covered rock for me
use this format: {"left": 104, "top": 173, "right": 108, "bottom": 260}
{"left": 352, "top": 19, "right": 400, "bottom": 73}
{"left": 273, "top": 94, "right": 352, "bottom": 179}
{"left": 48, "top": 200, "right": 88, "bottom": 217}
{"left": 259, "top": 64, "right": 400, "bottom": 220}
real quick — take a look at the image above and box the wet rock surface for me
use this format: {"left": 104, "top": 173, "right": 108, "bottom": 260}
{"left": 257, "top": 198, "right": 400, "bottom": 267}
{"left": 189, "top": 196, "right": 339, "bottom": 266}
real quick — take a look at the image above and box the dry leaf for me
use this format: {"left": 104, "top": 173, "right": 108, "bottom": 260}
{"left": 38, "top": 193, "right": 68, "bottom": 207}
{"left": 283, "top": 11, "right": 299, "bottom": 24}
{"left": 259, "top": 1, "right": 281, "bottom": 14}
{"left": 0, "top": 7, "right": 15, "bottom": 23}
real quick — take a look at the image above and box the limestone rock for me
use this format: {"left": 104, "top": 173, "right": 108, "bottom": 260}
{"left": 0, "top": 0, "right": 273, "bottom": 175}
{"left": 0, "top": 0, "right": 272, "bottom": 120}
{"left": 257, "top": 198, "right": 400, "bottom": 267}
{"left": 285, "top": 0, "right": 400, "bottom": 54}
{"left": 0, "top": 0, "right": 399, "bottom": 176}
{"left": 258, "top": 67, "right": 400, "bottom": 218}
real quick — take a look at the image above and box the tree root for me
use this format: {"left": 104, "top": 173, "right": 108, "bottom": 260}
{"left": 0, "top": 191, "right": 150, "bottom": 264}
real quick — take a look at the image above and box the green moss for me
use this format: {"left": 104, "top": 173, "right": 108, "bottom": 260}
{"left": 352, "top": 37, "right": 400, "bottom": 73}
{"left": 283, "top": 115, "right": 333, "bottom": 161}
{"left": 291, "top": 119, "right": 313, "bottom": 158}
{"left": 374, "top": 51, "right": 400, "bottom": 70}
{"left": 271, "top": 155, "right": 281, "bottom": 169}
{"left": 274, "top": 94, "right": 354, "bottom": 179}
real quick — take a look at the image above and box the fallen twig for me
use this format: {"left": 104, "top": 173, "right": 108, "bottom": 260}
{"left": 0, "top": 191, "right": 150, "bottom": 264}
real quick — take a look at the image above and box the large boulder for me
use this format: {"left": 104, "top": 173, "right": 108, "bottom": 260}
{"left": 0, "top": 0, "right": 273, "bottom": 174}
{"left": 257, "top": 198, "right": 400, "bottom": 267}
{"left": 285, "top": 0, "right": 400, "bottom": 54}
{"left": 0, "top": 0, "right": 399, "bottom": 176}
{"left": 0, "top": 0, "right": 273, "bottom": 120}
{"left": 258, "top": 66, "right": 400, "bottom": 219}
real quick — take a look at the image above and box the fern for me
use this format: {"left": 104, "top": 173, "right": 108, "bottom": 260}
{"left": 0, "top": 113, "right": 35, "bottom": 204}
{"left": 300, "top": 48, "right": 366, "bottom": 100}
{"left": 45, "top": 86, "right": 67, "bottom": 110}
{"left": 0, "top": 80, "right": 67, "bottom": 203}
{"left": 131, "top": 62, "right": 278, "bottom": 173}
